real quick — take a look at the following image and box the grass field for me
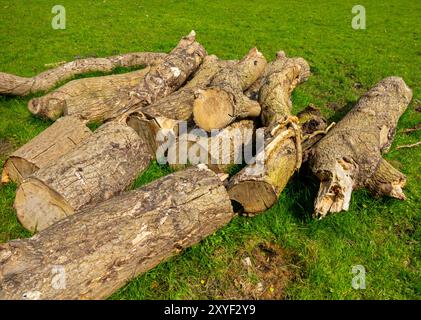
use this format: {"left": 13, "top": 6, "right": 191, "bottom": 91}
{"left": 0, "top": 0, "right": 420, "bottom": 299}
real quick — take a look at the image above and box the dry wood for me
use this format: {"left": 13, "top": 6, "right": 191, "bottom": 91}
{"left": 0, "top": 52, "right": 165, "bottom": 96}
{"left": 1, "top": 116, "right": 92, "bottom": 184}
{"left": 122, "top": 55, "right": 237, "bottom": 158}
{"left": 309, "top": 77, "right": 412, "bottom": 218}
{"left": 0, "top": 166, "right": 234, "bottom": 300}
{"left": 14, "top": 121, "right": 153, "bottom": 232}
{"left": 108, "top": 31, "right": 207, "bottom": 120}
{"left": 193, "top": 48, "right": 267, "bottom": 131}
{"left": 227, "top": 53, "right": 321, "bottom": 214}
{"left": 28, "top": 67, "right": 150, "bottom": 122}
{"left": 168, "top": 120, "right": 255, "bottom": 173}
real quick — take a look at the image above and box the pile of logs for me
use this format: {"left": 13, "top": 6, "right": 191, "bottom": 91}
{"left": 0, "top": 31, "right": 413, "bottom": 299}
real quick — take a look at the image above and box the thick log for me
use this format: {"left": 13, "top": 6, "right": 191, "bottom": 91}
{"left": 27, "top": 67, "right": 150, "bottom": 122}
{"left": 0, "top": 52, "right": 165, "bottom": 96}
{"left": 193, "top": 48, "right": 267, "bottom": 131}
{"left": 309, "top": 77, "right": 412, "bottom": 218}
{"left": 108, "top": 31, "right": 207, "bottom": 120}
{"left": 122, "top": 56, "right": 237, "bottom": 157}
{"left": 139, "top": 55, "right": 236, "bottom": 123}
{"left": 227, "top": 53, "right": 320, "bottom": 214}
{"left": 1, "top": 116, "right": 92, "bottom": 185}
{"left": 0, "top": 166, "right": 234, "bottom": 300}
{"left": 167, "top": 120, "right": 255, "bottom": 173}
{"left": 14, "top": 121, "right": 153, "bottom": 232}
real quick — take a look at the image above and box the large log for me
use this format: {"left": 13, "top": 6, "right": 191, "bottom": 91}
{"left": 1, "top": 116, "right": 92, "bottom": 185}
{"left": 122, "top": 55, "right": 237, "bottom": 157}
{"left": 14, "top": 121, "right": 153, "bottom": 232}
{"left": 192, "top": 48, "right": 267, "bottom": 131}
{"left": 0, "top": 166, "right": 234, "bottom": 300}
{"left": 166, "top": 120, "right": 255, "bottom": 173}
{"left": 108, "top": 31, "right": 207, "bottom": 120}
{"left": 27, "top": 67, "right": 150, "bottom": 122}
{"left": 227, "top": 53, "right": 323, "bottom": 214}
{"left": 309, "top": 77, "right": 412, "bottom": 218}
{"left": 0, "top": 52, "right": 165, "bottom": 96}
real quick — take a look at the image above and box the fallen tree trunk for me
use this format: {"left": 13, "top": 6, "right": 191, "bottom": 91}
{"left": 227, "top": 53, "right": 324, "bottom": 214}
{"left": 1, "top": 116, "right": 92, "bottom": 184}
{"left": 309, "top": 76, "right": 412, "bottom": 218}
{"left": 0, "top": 166, "right": 233, "bottom": 300}
{"left": 27, "top": 67, "right": 151, "bottom": 122}
{"left": 122, "top": 55, "right": 237, "bottom": 156}
{"left": 0, "top": 52, "right": 165, "bottom": 96}
{"left": 108, "top": 31, "right": 207, "bottom": 120}
{"left": 14, "top": 121, "right": 153, "bottom": 232}
{"left": 193, "top": 48, "right": 267, "bottom": 131}
{"left": 167, "top": 120, "right": 255, "bottom": 173}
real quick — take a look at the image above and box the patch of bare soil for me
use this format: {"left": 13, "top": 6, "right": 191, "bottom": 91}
{"left": 206, "top": 240, "right": 302, "bottom": 300}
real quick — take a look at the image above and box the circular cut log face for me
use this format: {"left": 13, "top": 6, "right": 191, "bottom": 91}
{"left": 228, "top": 180, "right": 277, "bottom": 213}
{"left": 2, "top": 157, "right": 38, "bottom": 184}
{"left": 15, "top": 178, "right": 74, "bottom": 232}
{"left": 193, "top": 88, "right": 234, "bottom": 131}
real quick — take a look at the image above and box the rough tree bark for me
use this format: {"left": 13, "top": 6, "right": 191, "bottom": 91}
{"left": 27, "top": 67, "right": 151, "bottom": 122}
{"left": 1, "top": 116, "right": 92, "bottom": 185}
{"left": 227, "top": 53, "right": 325, "bottom": 214}
{"left": 108, "top": 31, "right": 207, "bottom": 120}
{"left": 122, "top": 55, "right": 237, "bottom": 158}
{"left": 193, "top": 48, "right": 267, "bottom": 131}
{"left": 0, "top": 52, "right": 165, "bottom": 96}
{"left": 0, "top": 166, "right": 234, "bottom": 300}
{"left": 309, "top": 76, "right": 412, "bottom": 218}
{"left": 168, "top": 120, "right": 255, "bottom": 173}
{"left": 14, "top": 121, "right": 153, "bottom": 232}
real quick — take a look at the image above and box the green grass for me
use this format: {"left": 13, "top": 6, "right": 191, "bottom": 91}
{"left": 0, "top": 0, "right": 420, "bottom": 299}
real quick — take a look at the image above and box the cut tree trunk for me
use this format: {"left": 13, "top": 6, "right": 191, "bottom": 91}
{"left": 14, "top": 121, "right": 153, "bottom": 232}
{"left": 193, "top": 48, "right": 267, "bottom": 131}
{"left": 1, "top": 116, "right": 92, "bottom": 185}
{"left": 27, "top": 67, "right": 150, "bottom": 122}
{"left": 122, "top": 55, "right": 237, "bottom": 156}
{"left": 0, "top": 166, "right": 234, "bottom": 300}
{"left": 108, "top": 31, "right": 207, "bottom": 120}
{"left": 227, "top": 53, "right": 322, "bottom": 214}
{"left": 309, "top": 77, "right": 412, "bottom": 218}
{"left": 168, "top": 120, "right": 255, "bottom": 173}
{"left": 0, "top": 52, "right": 165, "bottom": 96}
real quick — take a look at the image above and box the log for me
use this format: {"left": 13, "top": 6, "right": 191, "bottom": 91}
{"left": 1, "top": 116, "right": 92, "bottom": 185}
{"left": 14, "top": 121, "right": 153, "bottom": 232}
{"left": 0, "top": 166, "right": 234, "bottom": 300}
{"left": 227, "top": 53, "right": 321, "bottom": 214}
{"left": 27, "top": 67, "right": 150, "bottom": 122}
{"left": 309, "top": 77, "right": 412, "bottom": 218}
{"left": 108, "top": 31, "right": 207, "bottom": 120}
{"left": 167, "top": 120, "right": 255, "bottom": 173}
{"left": 0, "top": 52, "right": 165, "bottom": 96}
{"left": 193, "top": 48, "right": 267, "bottom": 131}
{"left": 122, "top": 55, "right": 237, "bottom": 156}
{"left": 139, "top": 55, "right": 236, "bottom": 123}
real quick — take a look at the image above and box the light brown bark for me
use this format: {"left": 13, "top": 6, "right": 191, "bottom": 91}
{"left": 27, "top": 68, "right": 150, "bottom": 122}
{"left": 193, "top": 48, "right": 267, "bottom": 131}
{"left": 0, "top": 52, "right": 165, "bottom": 96}
{"left": 0, "top": 166, "right": 233, "bottom": 300}
{"left": 227, "top": 53, "right": 321, "bottom": 214}
{"left": 1, "top": 116, "right": 92, "bottom": 184}
{"left": 309, "top": 77, "right": 412, "bottom": 218}
{"left": 108, "top": 31, "right": 207, "bottom": 121}
{"left": 14, "top": 121, "right": 153, "bottom": 232}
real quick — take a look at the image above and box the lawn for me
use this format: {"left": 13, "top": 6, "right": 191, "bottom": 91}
{"left": 0, "top": 0, "right": 420, "bottom": 299}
